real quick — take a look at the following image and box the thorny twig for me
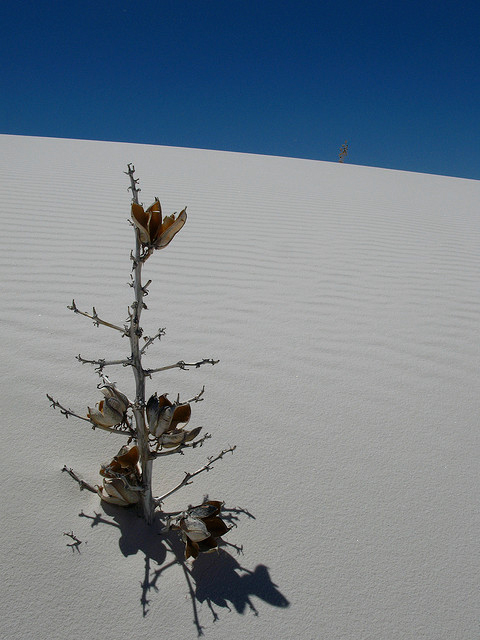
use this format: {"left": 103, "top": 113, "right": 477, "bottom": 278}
{"left": 47, "top": 394, "right": 91, "bottom": 423}
{"left": 187, "top": 386, "right": 206, "bottom": 404}
{"left": 125, "top": 162, "right": 141, "bottom": 199}
{"left": 62, "top": 465, "right": 97, "bottom": 493}
{"left": 68, "top": 299, "right": 127, "bottom": 334}
{"left": 145, "top": 359, "right": 219, "bottom": 376}
{"left": 140, "top": 328, "right": 166, "bottom": 355}
{"left": 153, "top": 446, "right": 236, "bottom": 506}
{"left": 76, "top": 354, "right": 132, "bottom": 371}
{"left": 47, "top": 395, "right": 132, "bottom": 435}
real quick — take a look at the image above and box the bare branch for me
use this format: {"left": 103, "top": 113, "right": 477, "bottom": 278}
{"left": 140, "top": 328, "right": 166, "bottom": 355}
{"left": 47, "top": 394, "right": 133, "bottom": 436}
{"left": 186, "top": 386, "right": 206, "bottom": 404}
{"left": 170, "top": 386, "right": 205, "bottom": 405}
{"left": 67, "top": 299, "right": 127, "bottom": 334}
{"left": 62, "top": 465, "right": 97, "bottom": 493}
{"left": 125, "top": 163, "right": 141, "bottom": 201}
{"left": 76, "top": 354, "right": 132, "bottom": 371}
{"left": 47, "top": 394, "right": 91, "bottom": 422}
{"left": 153, "top": 446, "right": 236, "bottom": 506}
{"left": 145, "top": 359, "right": 219, "bottom": 376}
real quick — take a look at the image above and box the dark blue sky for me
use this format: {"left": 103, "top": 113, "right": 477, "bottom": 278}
{"left": 2, "top": 1, "right": 479, "bottom": 179}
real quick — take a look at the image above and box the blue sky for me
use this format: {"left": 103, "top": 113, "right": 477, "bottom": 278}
{"left": 2, "top": 0, "right": 479, "bottom": 179}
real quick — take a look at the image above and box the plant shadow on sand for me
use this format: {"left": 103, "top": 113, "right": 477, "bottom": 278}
{"left": 79, "top": 502, "right": 289, "bottom": 635}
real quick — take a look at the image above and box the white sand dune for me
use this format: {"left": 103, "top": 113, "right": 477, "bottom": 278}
{"left": 1, "top": 134, "right": 479, "bottom": 639}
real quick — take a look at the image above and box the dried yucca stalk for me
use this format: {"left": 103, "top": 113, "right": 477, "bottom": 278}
{"left": 48, "top": 165, "right": 235, "bottom": 558}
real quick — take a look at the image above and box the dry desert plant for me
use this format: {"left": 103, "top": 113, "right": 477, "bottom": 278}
{"left": 339, "top": 140, "right": 349, "bottom": 163}
{"left": 48, "top": 165, "right": 235, "bottom": 559}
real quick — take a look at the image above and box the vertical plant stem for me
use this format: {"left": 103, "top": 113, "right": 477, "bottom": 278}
{"left": 126, "top": 165, "right": 154, "bottom": 523}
